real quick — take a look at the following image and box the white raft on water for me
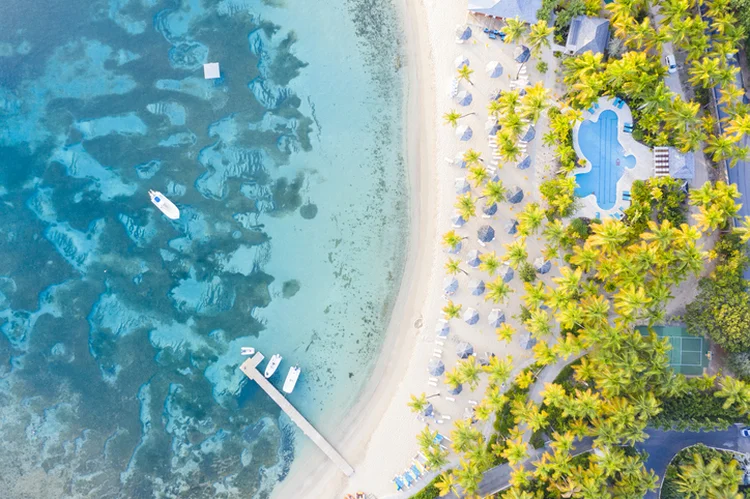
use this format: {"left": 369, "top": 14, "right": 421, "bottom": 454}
{"left": 149, "top": 190, "right": 180, "bottom": 220}
{"left": 283, "top": 366, "right": 301, "bottom": 394}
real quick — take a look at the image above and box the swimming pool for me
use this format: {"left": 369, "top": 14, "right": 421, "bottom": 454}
{"left": 574, "top": 110, "right": 636, "bottom": 210}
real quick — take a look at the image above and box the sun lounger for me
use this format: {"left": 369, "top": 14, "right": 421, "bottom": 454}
{"left": 432, "top": 352, "right": 441, "bottom": 358}
{"left": 429, "top": 376, "right": 439, "bottom": 381}
{"left": 446, "top": 396, "right": 455, "bottom": 402}
{"left": 428, "top": 381, "right": 437, "bottom": 386}
{"left": 617, "top": 100, "right": 625, "bottom": 108}
{"left": 402, "top": 473, "right": 413, "bottom": 488}
{"left": 595, "top": 212, "right": 600, "bottom": 219}
{"left": 588, "top": 106, "right": 595, "bottom": 113}
{"left": 393, "top": 476, "right": 405, "bottom": 490}
{"left": 488, "top": 32, "right": 497, "bottom": 39}
{"left": 483, "top": 27, "right": 490, "bottom": 33}
{"left": 468, "top": 399, "right": 478, "bottom": 405}
{"left": 433, "top": 348, "right": 443, "bottom": 354}
{"left": 613, "top": 97, "right": 621, "bottom": 106}
{"left": 595, "top": 102, "right": 600, "bottom": 109}
{"left": 443, "top": 415, "right": 452, "bottom": 420}
{"left": 413, "top": 460, "right": 427, "bottom": 473}
{"left": 436, "top": 419, "right": 444, "bottom": 424}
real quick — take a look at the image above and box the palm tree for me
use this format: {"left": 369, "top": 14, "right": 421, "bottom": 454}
{"left": 463, "top": 148, "right": 483, "bottom": 166}
{"left": 479, "top": 251, "right": 501, "bottom": 275}
{"left": 442, "top": 300, "right": 462, "bottom": 320}
{"left": 517, "top": 202, "right": 546, "bottom": 236}
{"left": 485, "top": 355, "right": 513, "bottom": 385}
{"left": 435, "top": 472, "right": 458, "bottom": 496}
{"left": 426, "top": 447, "right": 449, "bottom": 469}
{"left": 467, "top": 164, "right": 489, "bottom": 187}
{"left": 441, "top": 230, "right": 464, "bottom": 251}
{"left": 496, "top": 323, "right": 516, "bottom": 342}
{"left": 457, "top": 65, "right": 474, "bottom": 86}
{"left": 458, "top": 356, "right": 482, "bottom": 389}
{"left": 704, "top": 133, "right": 739, "bottom": 163}
{"left": 526, "top": 20, "right": 554, "bottom": 56}
{"left": 408, "top": 392, "right": 428, "bottom": 414}
{"left": 455, "top": 193, "right": 477, "bottom": 221}
{"left": 485, "top": 276, "right": 512, "bottom": 303}
{"left": 688, "top": 56, "right": 722, "bottom": 88}
{"left": 503, "top": 238, "right": 528, "bottom": 268}
{"left": 442, "top": 109, "right": 474, "bottom": 127}
{"left": 502, "top": 17, "right": 527, "bottom": 43}
{"left": 456, "top": 460, "right": 483, "bottom": 497}
{"left": 444, "top": 367, "right": 463, "bottom": 390}
{"left": 502, "top": 437, "right": 529, "bottom": 466}
{"left": 482, "top": 180, "right": 506, "bottom": 205}
{"left": 714, "top": 376, "right": 750, "bottom": 411}
{"left": 417, "top": 425, "right": 438, "bottom": 452}
{"left": 734, "top": 216, "right": 750, "bottom": 243}
{"left": 445, "top": 257, "right": 468, "bottom": 276}
{"left": 451, "top": 418, "right": 482, "bottom": 452}
{"left": 675, "top": 452, "right": 723, "bottom": 499}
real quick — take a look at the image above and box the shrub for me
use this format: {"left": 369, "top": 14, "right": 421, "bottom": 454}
{"left": 529, "top": 430, "right": 546, "bottom": 449}
{"left": 568, "top": 217, "right": 590, "bottom": 240}
{"left": 727, "top": 351, "right": 750, "bottom": 381}
{"left": 519, "top": 261, "right": 537, "bottom": 282}
{"left": 661, "top": 444, "right": 743, "bottom": 499}
{"left": 411, "top": 476, "right": 441, "bottom": 498}
{"left": 536, "top": 61, "right": 548, "bottom": 74}
{"left": 651, "top": 387, "right": 744, "bottom": 430}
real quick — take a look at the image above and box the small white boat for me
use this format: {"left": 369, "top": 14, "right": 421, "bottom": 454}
{"left": 149, "top": 190, "right": 180, "bottom": 220}
{"left": 283, "top": 366, "right": 301, "bottom": 394}
{"left": 240, "top": 347, "right": 256, "bottom": 356}
{"left": 264, "top": 354, "right": 282, "bottom": 378}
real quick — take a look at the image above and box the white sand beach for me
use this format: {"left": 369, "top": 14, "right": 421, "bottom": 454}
{"left": 274, "top": 0, "right": 561, "bottom": 496}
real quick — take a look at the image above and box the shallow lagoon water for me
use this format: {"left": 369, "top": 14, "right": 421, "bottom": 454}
{"left": 0, "top": 0, "right": 407, "bottom": 497}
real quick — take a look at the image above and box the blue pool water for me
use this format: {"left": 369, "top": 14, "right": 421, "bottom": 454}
{"left": 574, "top": 110, "right": 636, "bottom": 210}
{"left": 0, "top": 0, "right": 407, "bottom": 497}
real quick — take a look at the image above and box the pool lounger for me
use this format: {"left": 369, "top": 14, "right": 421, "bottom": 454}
{"left": 588, "top": 106, "right": 595, "bottom": 113}
{"left": 489, "top": 32, "right": 497, "bottom": 39}
{"left": 613, "top": 97, "right": 621, "bottom": 106}
{"left": 595, "top": 212, "right": 600, "bottom": 219}
{"left": 617, "top": 100, "right": 625, "bottom": 108}
{"left": 402, "top": 472, "right": 414, "bottom": 487}
{"left": 393, "top": 476, "right": 405, "bottom": 491}
{"left": 595, "top": 102, "right": 600, "bottom": 109}
{"left": 411, "top": 464, "right": 422, "bottom": 478}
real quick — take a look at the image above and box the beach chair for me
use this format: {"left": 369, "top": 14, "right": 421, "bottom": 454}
{"left": 587, "top": 106, "right": 595, "bottom": 113}
{"left": 488, "top": 32, "right": 497, "bottom": 39}
{"left": 595, "top": 212, "right": 600, "bottom": 219}
{"left": 402, "top": 473, "right": 414, "bottom": 488}
{"left": 445, "top": 396, "right": 456, "bottom": 402}
{"left": 393, "top": 476, "right": 405, "bottom": 491}
{"left": 413, "top": 460, "right": 427, "bottom": 474}
{"left": 410, "top": 464, "right": 422, "bottom": 479}
{"left": 617, "top": 100, "right": 625, "bottom": 108}
{"left": 595, "top": 102, "right": 600, "bottom": 109}
{"left": 483, "top": 27, "right": 490, "bottom": 33}
{"left": 613, "top": 97, "right": 621, "bottom": 106}
{"left": 428, "top": 381, "right": 437, "bottom": 387}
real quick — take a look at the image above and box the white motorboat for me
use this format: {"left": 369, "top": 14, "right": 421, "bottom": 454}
{"left": 282, "top": 366, "right": 301, "bottom": 394}
{"left": 264, "top": 354, "right": 282, "bottom": 378}
{"left": 240, "top": 347, "right": 256, "bottom": 356}
{"left": 149, "top": 190, "right": 180, "bottom": 220}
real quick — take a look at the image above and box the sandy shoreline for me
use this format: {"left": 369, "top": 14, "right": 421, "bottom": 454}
{"left": 270, "top": 0, "right": 439, "bottom": 496}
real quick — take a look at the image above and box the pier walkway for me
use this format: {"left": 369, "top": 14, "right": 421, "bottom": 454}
{"left": 240, "top": 353, "right": 355, "bottom": 477}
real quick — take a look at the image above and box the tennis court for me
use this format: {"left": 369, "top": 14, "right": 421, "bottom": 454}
{"left": 637, "top": 325, "right": 709, "bottom": 376}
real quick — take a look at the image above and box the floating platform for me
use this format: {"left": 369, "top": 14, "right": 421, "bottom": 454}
{"left": 203, "top": 62, "right": 220, "bottom": 79}
{"left": 240, "top": 353, "right": 354, "bottom": 477}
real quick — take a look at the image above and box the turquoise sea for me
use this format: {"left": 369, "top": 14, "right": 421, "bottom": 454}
{"left": 0, "top": 0, "right": 407, "bottom": 497}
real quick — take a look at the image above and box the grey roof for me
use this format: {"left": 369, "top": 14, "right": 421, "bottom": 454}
{"left": 478, "top": 225, "right": 496, "bottom": 243}
{"left": 488, "top": 308, "right": 506, "bottom": 327}
{"left": 499, "top": 264, "right": 514, "bottom": 283}
{"left": 670, "top": 148, "right": 695, "bottom": 179}
{"left": 456, "top": 342, "right": 474, "bottom": 358}
{"left": 469, "top": 279, "right": 486, "bottom": 296}
{"left": 428, "top": 358, "right": 445, "bottom": 376}
{"left": 443, "top": 276, "right": 459, "bottom": 294}
{"left": 520, "top": 125, "right": 536, "bottom": 142}
{"left": 520, "top": 332, "right": 537, "bottom": 349}
{"left": 468, "top": 0, "right": 542, "bottom": 25}
{"left": 466, "top": 249, "right": 482, "bottom": 268}
{"left": 456, "top": 25, "right": 472, "bottom": 40}
{"left": 435, "top": 321, "right": 450, "bottom": 337}
{"left": 517, "top": 155, "right": 531, "bottom": 170}
{"left": 455, "top": 90, "right": 473, "bottom": 106}
{"left": 464, "top": 307, "right": 480, "bottom": 325}
{"left": 534, "top": 257, "right": 552, "bottom": 274}
{"left": 514, "top": 45, "right": 531, "bottom": 63}
{"left": 505, "top": 219, "right": 519, "bottom": 234}
{"left": 565, "top": 16, "right": 610, "bottom": 56}
{"left": 507, "top": 186, "right": 524, "bottom": 204}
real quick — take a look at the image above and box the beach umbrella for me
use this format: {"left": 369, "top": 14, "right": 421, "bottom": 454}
{"left": 452, "top": 152, "right": 467, "bottom": 168}
{"left": 456, "top": 341, "right": 474, "bottom": 358}
{"left": 482, "top": 201, "right": 497, "bottom": 217}
{"left": 469, "top": 279, "right": 485, "bottom": 296}
{"left": 455, "top": 90, "right": 473, "bottom": 106}
{"left": 456, "top": 25, "right": 472, "bottom": 41}
{"left": 422, "top": 403, "right": 434, "bottom": 417}
{"left": 485, "top": 119, "right": 500, "bottom": 136}
{"left": 520, "top": 125, "right": 536, "bottom": 142}
{"left": 499, "top": 265, "right": 514, "bottom": 283}
{"left": 534, "top": 257, "right": 552, "bottom": 274}
{"left": 463, "top": 307, "right": 479, "bottom": 325}
{"left": 455, "top": 55, "right": 470, "bottom": 69}
{"left": 488, "top": 309, "right": 506, "bottom": 327}
{"left": 448, "top": 383, "right": 463, "bottom": 395}
{"left": 448, "top": 240, "right": 462, "bottom": 254}
{"left": 451, "top": 212, "right": 466, "bottom": 228}
{"left": 520, "top": 332, "right": 537, "bottom": 350}
{"left": 507, "top": 186, "right": 524, "bottom": 204}
{"left": 517, "top": 155, "right": 531, "bottom": 170}
{"left": 505, "top": 219, "right": 519, "bottom": 235}
{"left": 466, "top": 249, "right": 482, "bottom": 268}
{"left": 455, "top": 177, "right": 470, "bottom": 194}
{"left": 478, "top": 225, "right": 495, "bottom": 243}
{"left": 485, "top": 61, "right": 503, "bottom": 78}
{"left": 428, "top": 358, "right": 445, "bottom": 376}
{"left": 435, "top": 321, "right": 450, "bottom": 337}
{"left": 456, "top": 125, "right": 473, "bottom": 141}
{"left": 477, "top": 355, "right": 490, "bottom": 366}
{"left": 489, "top": 88, "right": 502, "bottom": 101}
{"left": 443, "top": 276, "right": 459, "bottom": 295}
{"left": 514, "top": 45, "right": 531, "bottom": 63}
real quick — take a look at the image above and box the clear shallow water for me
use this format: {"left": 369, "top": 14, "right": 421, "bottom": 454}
{"left": 0, "top": 0, "right": 407, "bottom": 497}
{"left": 574, "top": 110, "right": 636, "bottom": 210}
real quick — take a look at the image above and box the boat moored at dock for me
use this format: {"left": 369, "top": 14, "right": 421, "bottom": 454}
{"left": 264, "top": 354, "right": 282, "bottom": 378}
{"left": 283, "top": 366, "right": 301, "bottom": 394}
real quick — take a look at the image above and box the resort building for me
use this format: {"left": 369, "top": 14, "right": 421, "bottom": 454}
{"left": 564, "top": 16, "right": 611, "bottom": 56}
{"left": 467, "top": 0, "right": 542, "bottom": 25}
{"left": 653, "top": 146, "right": 695, "bottom": 180}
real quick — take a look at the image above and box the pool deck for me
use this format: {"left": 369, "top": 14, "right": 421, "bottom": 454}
{"left": 571, "top": 97, "right": 653, "bottom": 219}
{"left": 240, "top": 353, "right": 355, "bottom": 477}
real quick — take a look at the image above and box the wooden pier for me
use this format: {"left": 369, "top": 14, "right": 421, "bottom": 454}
{"left": 240, "top": 353, "right": 355, "bottom": 477}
